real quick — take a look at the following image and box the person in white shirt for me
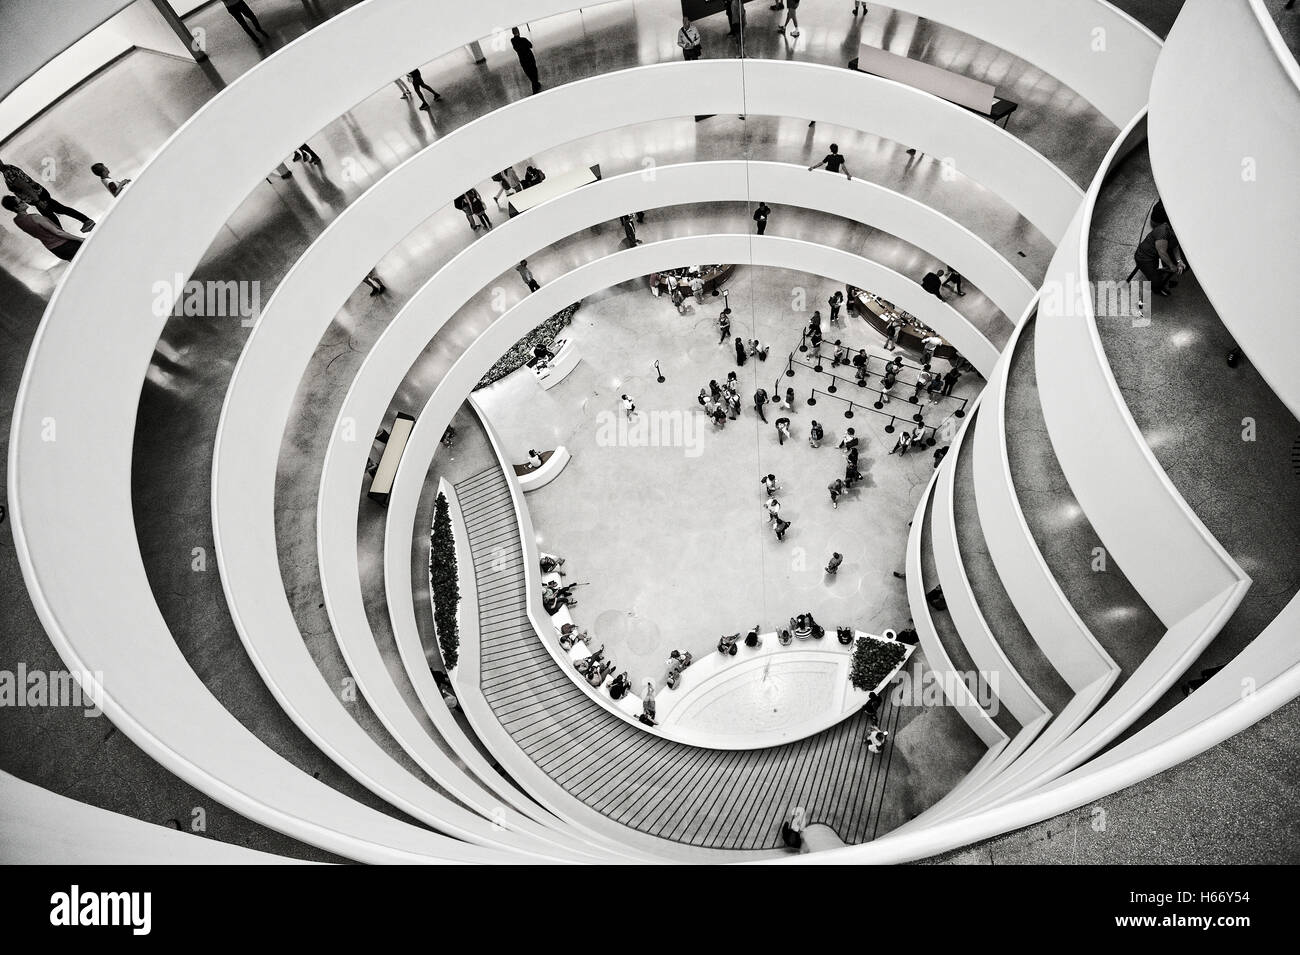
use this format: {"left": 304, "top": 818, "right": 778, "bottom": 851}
{"left": 677, "top": 17, "right": 703, "bottom": 60}
{"left": 90, "top": 163, "right": 130, "bottom": 197}
{"left": 621, "top": 394, "right": 637, "bottom": 420}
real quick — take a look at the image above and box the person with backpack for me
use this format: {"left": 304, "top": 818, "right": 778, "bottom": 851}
{"left": 826, "top": 552, "right": 844, "bottom": 575}
{"left": 809, "top": 420, "right": 824, "bottom": 448}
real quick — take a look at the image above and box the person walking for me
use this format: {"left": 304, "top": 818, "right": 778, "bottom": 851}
{"left": 362, "top": 269, "right": 386, "bottom": 296}
{"left": 291, "top": 143, "right": 322, "bottom": 166}
{"left": 691, "top": 275, "right": 705, "bottom": 304}
{"left": 765, "top": 497, "right": 782, "bottom": 525}
{"left": 466, "top": 188, "right": 491, "bottom": 230}
{"left": 880, "top": 366, "right": 897, "bottom": 403}
{"left": 828, "top": 289, "right": 844, "bottom": 325}
{"left": 222, "top": 0, "right": 270, "bottom": 45}
{"left": 677, "top": 16, "right": 703, "bottom": 60}
{"left": 853, "top": 2, "right": 869, "bottom": 15}
{"left": 621, "top": 394, "right": 638, "bottom": 421}
{"left": 809, "top": 420, "right": 823, "bottom": 448}
{"left": 940, "top": 267, "right": 965, "bottom": 296}
{"left": 619, "top": 213, "right": 641, "bottom": 245}
{"left": 90, "top": 162, "right": 131, "bottom": 196}
{"left": 2, "top": 195, "right": 83, "bottom": 261}
{"left": 511, "top": 27, "right": 542, "bottom": 93}
{"left": 516, "top": 260, "right": 540, "bottom": 292}
{"left": 922, "top": 334, "right": 942, "bottom": 368}
{"left": 775, "top": 417, "right": 792, "bottom": 445}
{"left": 942, "top": 365, "right": 961, "bottom": 396}
{"left": 883, "top": 315, "right": 903, "bottom": 351}
{"left": 778, "top": 0, "right": 802, "bottom": 37}
{"left": 1, "top": 158, "right": 95, "bottom": 232}
{"left": 773, "top": 517, "right": 791, "bottom": 541}
{"left": 753, "top": 201, "right": 771, "bottom": 235}
{"left": 407, "top": 68, "right": 443, "bottom": 110}
{"left": 754, "top": 387, "right": 769, "bottom": 422}
{"left": 761, "top": 473, "right": 781, "bottom": 495}
{"left": 783, "top": 387, "right": 797, "bottom": 413}
{"left": 826, "top": 552, "right": 843, "bottom": 575}
{"left": 726, "top": 389, "right": 741, "bottom": 419}
{"left": 838, "top": 428, "right": 858, "bottom": 454}
{"left": 828, "top": 478, "right": 844, "bottom": 509}
{"left": 735, "top": 335, "right": 747, "bottom": 366}
{"left": 809, "top": 143, "right": 852, "bottom": 179}
{"left": 718, "top": 307, "right": 732, "bottom": 344}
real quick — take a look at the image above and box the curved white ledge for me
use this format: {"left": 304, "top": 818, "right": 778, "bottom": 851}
{"left": 0, "top": 770, "right": 307, "bottom": 865}
{"left": 1149, "top": 0, "right": 1300, "bottom": 417}
{"left": 971, "top": 300, "right": 1118, "bottom": 690}
{"left": 930, "top": 401, "right": 1050, "bottom": 728}
{"left": 517, "top": 446, "right": 571, "bottom": 492}
{"left": 905, "top": 468, "right": 1006, "bottom": 750}
{"left": 1035, "top": 110, "right": 1249, "bottom": 626}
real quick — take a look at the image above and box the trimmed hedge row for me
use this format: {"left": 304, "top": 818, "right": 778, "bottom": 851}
{"left": 429, "top": 492, "right": 460, "bottom": 670}
{"left": 473, "top": 302, "right": 580, "bottom": 391}
{"left": 850, "top": 637, "right": 907, "bottom": 692}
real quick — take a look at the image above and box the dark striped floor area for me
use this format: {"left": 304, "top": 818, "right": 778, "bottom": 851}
{"left": 455, "top": 465, "right": 901, "bottom": 851}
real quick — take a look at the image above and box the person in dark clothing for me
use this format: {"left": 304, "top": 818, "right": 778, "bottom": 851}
{"left": 933, "top": 445, "right": 949, "bottom": 468}
{"left": 808, "top": 143, "right": 851, "bottom": 179}
{"left": 753, "top": 201, "right": 771, "bottom": 235}
{"left": 718, "top": 308, "right": 732, "bottom": 344}
{"left": 921, "top": 270, "right": 944, "bottom": 299}
{"left": 754, "top": 388, "right": 769, "bottom": 422}
{"left": 291, "top": 143, "right": 322, "bottom": 166}
{"left": 407, "top": 68, "right": 443, "bottom": 110}
{"left": 926, "top": 585, "right": 947, "bottom": 611}
{"left": 1, "top": 158, "right": 95, "bottom": 231}
{"left": 735, "top": 336, "right": 747, "bottom": 366}
{"left": 828, "top": 289, "right": 844, "bottom": 324}
{"left": 619, "top": 213, "right": 640, "bottom": 245}
{"left": 942, "top": 366, "right": 961, "bottom": 396}
{"left": 940, "top": 268, "right": 965, "bottom": 296}
{"left": 511, "top": 28, "right": 542, "bottom": 93}
{"left": 1134, "top": 220, "right": 1185, "bottom": 297}
{"left": 3, "top": 195, "right": 82, "bottom": 260}
{"left": 223, "top": 0, "right": 270, "bottom": 45}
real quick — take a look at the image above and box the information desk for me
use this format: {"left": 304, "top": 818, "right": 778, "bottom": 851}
{"left": 849, "top": 286, "right": 958, "bottom": 363}
{"left": 507, "top": 163, "right": 602, "bottom": 215}
{"left": 850, "top": 44, "right": 1018, "bottom": 128}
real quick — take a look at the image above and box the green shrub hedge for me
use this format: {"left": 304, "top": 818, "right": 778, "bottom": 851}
{"left": 474, "top": 302, "right": 580, "bottom": 390}
{"left": 850, "top": 637, "right": 907, "bottom": 692}
{"left": 429, "top": 492, "right": 460, "bottom": 670}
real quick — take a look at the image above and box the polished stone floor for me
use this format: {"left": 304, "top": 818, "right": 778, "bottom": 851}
{"left": 2, "top": 0, "right": 1297, "bottom": 863}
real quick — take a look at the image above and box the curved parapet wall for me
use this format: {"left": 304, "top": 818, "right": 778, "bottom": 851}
{"left": 1149, "top": 0, "right": 1300, "bottom": 417}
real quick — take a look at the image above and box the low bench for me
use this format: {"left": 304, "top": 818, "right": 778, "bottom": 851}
{"left": 507, "top": 164, "right": 603, "bottom": 215}
{"left": 367, "top": 412, "right": 415, "bottom": 505}
{"left": 849, "top": 45, "right": 1018, "bottom": 128}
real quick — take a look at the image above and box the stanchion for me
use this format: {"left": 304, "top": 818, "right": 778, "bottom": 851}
{"left": 654, "top": 360, "right": 665, "bottom": 383}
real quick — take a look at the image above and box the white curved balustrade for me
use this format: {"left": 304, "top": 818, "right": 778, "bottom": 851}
{"left": 1149, "top": 0, "right": 1300, "bottom": 417}
{"left": 971, "top": 301, "right": 1118, "bottom": 692}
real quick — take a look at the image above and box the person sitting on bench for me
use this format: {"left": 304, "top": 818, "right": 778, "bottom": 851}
{"left": 718, "top": 632, "right": 740, "bottom": 655}
{"left": 791, "top": 614, "right": 813, "bottom": 639}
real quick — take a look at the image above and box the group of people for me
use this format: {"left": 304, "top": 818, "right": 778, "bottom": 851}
{"left": 2, "top": 157, "right": 110, "bottom": 263}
